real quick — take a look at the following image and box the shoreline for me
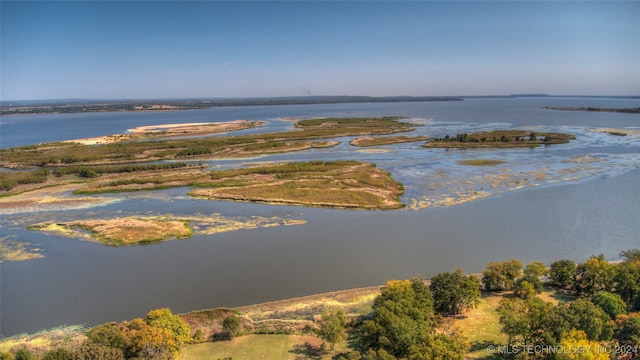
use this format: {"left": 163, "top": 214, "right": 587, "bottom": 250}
{"left": 62, "top": 120, "right": 260, "bottom": 145}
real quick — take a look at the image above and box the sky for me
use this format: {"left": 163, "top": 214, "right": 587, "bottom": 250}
{"left": 1, "top": 1, "right": 639, "bottom": 101}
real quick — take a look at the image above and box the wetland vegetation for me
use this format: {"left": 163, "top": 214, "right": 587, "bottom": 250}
{"left": 424, "top": 130, "right": 575, "bottom": 148}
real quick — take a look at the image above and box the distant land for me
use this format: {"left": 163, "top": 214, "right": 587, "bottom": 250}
{"left": 0, "top": 96, "right": 462, "bottom": 116}
{"left": 543, "top": 106, "right": 640, "bottom": 114}
{"left": 3, "top": 95, "right": 639, "bottom": 116}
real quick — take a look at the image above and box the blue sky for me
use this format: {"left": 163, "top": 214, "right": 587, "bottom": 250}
{"left": 2, "top": 1, "right": 639, "bottom": 100}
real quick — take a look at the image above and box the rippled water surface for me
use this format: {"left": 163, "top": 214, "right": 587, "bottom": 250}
{"left": 1, "top": 98, "right": 639, "bottom": 336}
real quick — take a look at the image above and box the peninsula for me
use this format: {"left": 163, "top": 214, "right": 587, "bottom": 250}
{"left": 543, "top": 106, "right": 640, "bottom": 114}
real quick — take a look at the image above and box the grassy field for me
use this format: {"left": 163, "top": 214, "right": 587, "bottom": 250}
{"left": 180, "top": 335, "right": 348, "bottom": 360}
{"left": 451, "top": 293, "right": 508, "bottom": 359}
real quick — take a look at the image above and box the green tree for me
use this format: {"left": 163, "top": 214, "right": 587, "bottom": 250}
{"left": 572, "top": 255, "right": 615, "bottom": 296}
{"left": 620, "top": 249, "right": 640, "bottom": 262}
{"left": 70, "top": 343, "right": 125, "bottom": 360}
{"left": 145, "top": 308, "right": 191, "bottom": 347}
{"left": 318, "top": 310, "right": 346, "bottom": 350}
{"left": 42, "top": 348, "right": 72, "bottom": 360}
{"left": 429, "top": 333, "right": 468, "bottom": 360}
{"left": 567, "top": 298, "right": 614, "bottom": 341}
{"left": 556, "top": 330, "right": 609, "bottom": 360}
{"left": 614, "top": 259, "right": 640, "bottom": 308}
{"left": 513, "top": 279, "right": 537, "bottom": 299}
{"left": 430, "top": 268, "right": 480, "bottom": 315}
{"left": 13, "top": 350, "right": 34, "bottom": 360}
{"left": 359, "top": 278, "right": 435, "bottom": 358}
{"left": 497, "top": 297, "right": 530, "bottom": 346}
{"left": 86, "top": 323, "right": 126, "bottom": 351}
{"left": 550, "top": 259, "right": 576, "bottom": 289}
{"left": 222, "top": 314, "right": 242, "bottom": 339}
{"left": 524, "top": 260, "right": 548, "bottom": 278}
{"left": 124, "top": 318, "right": 177, "bottom": 358}
{"left": 591, "top": 291, "right": 627, "bottom": 319}
{"left": 614, "top": 314, "right": 640, "bottom": 349}
{"left": 482, "top": 259, "right": 523, "bottom": 291}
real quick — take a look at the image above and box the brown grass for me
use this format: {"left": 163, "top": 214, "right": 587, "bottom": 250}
{"left": 190, "top": 161, "right": 405, "bottom": 210}
{"left": 29, "top": 218, "right": 192, "bottom": 246}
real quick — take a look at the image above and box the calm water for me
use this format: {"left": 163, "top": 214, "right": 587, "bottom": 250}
{"left": 1, "top": 98, "right": 639, "bottom": 336}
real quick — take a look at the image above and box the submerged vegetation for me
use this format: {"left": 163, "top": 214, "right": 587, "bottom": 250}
{"left": 0, "top": 236, "right": 44, "bottom": 261}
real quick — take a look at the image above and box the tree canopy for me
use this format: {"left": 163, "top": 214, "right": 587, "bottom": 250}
{"left": 430, "top": 268, "right": 480, "bottom": 315}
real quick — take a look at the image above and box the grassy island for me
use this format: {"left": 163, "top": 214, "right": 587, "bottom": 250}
{"left": 190, "top": 160, "right": 405, "bottom": 210}
{"left": 349, "top": 135, "right": 430, "bottom": 147}
{"left": 27, "top": 214, "right": 306, "bottom": 246}
{"left": 543, "top": 106, "right": 640, "bottom": 114}
{"left": 28, "top": 218, "right": 193, "bottom": 246}
{"left": 424, "top": 130, "right": 575, "bottom": 148}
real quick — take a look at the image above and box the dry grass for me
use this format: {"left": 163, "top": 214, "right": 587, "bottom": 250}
{"left": 0, "top": 325, "right": 86, "bottom": 357}
{"left": 451, "top": 293, "right": 508, "bottom": 359}
{"left": 181, "top": 334, "right": 348, "bottom": 360}
{"left": 29, "top": 217, "right": 192, "bottom": 246}
{"left": 190, "top": 161, "right": 405, "bottom": 210}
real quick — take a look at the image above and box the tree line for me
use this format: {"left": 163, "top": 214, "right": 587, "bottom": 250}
{"left": 3, "top": 249, "right": 639, "bottom": 359}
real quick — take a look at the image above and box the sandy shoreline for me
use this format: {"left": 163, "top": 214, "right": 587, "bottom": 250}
{"left": 63, "top": 120, "right": 259, "bottom": 145}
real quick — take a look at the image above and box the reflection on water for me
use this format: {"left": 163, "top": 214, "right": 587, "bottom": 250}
{"left": 1, "top": 98, "right": 639, "bottom": 336}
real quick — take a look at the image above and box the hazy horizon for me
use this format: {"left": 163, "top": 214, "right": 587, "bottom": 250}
{"left": 2, "top": 1, "right": 639, "bottom": 101}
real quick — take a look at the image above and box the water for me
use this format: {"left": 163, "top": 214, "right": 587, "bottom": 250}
{"left": 1, "top": 98, "right": 639, "bottom": 336}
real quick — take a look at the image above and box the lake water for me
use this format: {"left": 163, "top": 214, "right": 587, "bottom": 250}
{"left": 1, "top": 98, "right": 639, "bottom": 336}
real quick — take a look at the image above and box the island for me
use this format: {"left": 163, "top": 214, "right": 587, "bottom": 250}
{"left": 349, "top": 135, "right": 430, "bottom": 147}
{"left": 543, "top": 106, "right": 640, "bottom": 114}
{"left": 423, "top": 130, "right": 575, "bottom": 148}
{"left": 27, "top": 214, "right": 306, "bottom": 247}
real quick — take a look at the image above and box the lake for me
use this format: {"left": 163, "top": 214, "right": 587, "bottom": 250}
{"left": 1, "top": 97, "right": 639, "bottom": 336}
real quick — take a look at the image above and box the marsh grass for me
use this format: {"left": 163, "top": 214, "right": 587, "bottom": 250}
{"left": 350, "top": 135, "right": 430, "bottom": 147}
{"left": 28, "top": 218, "right": 193, "bottom": 246}
{"left": 193, "top": 161, "right": 404, "bottom": 210}
{"left": 458, "top": 159, "right": 507, "bottom": 166}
